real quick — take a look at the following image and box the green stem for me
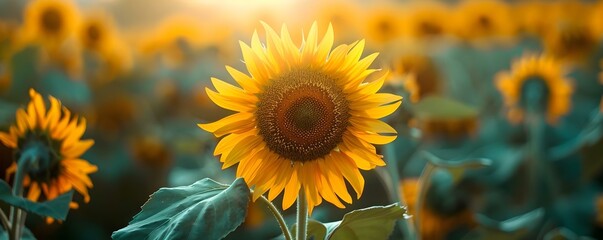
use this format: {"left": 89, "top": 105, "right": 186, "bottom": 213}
{"left": 0, "top": 210, "right": 9, "bottom": 232}
{"left": 415, "top": 161, "right": 437, "bottom": 240}
{"left": 296, "top": 190, "right": 307, "bottom": 240}
{"left": 258, "top": 195, "right": 292, "bottom": 240}
{"left": 9, "top": 148, "right": 37, "bottom": 240}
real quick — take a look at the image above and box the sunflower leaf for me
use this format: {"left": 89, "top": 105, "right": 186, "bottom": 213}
{"left": 112, "top": 178, "right": 250, "bottom": 240}
{"left": 325, "top": 204, "right": 409, "bottom": 240}
{"left": 0, "top": 180, "right": 73, "bottom": 220}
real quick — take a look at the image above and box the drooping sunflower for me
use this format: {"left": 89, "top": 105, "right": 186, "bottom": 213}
{"left": 496, "top": 55, "right": 573, "bottom": 124}
{"left": 199, "top": 23, "right": 402, "bottom": 213}
{"left": 0, "top": 89, "right": 97, "bottom": 214}
{"left": 19, "top": 0, "right": 79, "bottom": 46}
{"left": 452, "top": 0, "right": 516, "bottom": 42}
{"left": 402, "top": 1, "right": 452, "bottom": 41}
{"left": 400, "top": 179, "right": 475, "bottom": 240}
{"left": 392, "top": 54, "right": 441, "bottom": 103}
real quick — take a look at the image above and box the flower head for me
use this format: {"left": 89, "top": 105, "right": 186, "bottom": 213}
{"left": 199, "top": 22, "right": 402, "bottom": 213}
{"left": 496, "top": 55, "right": 573, "bottom": 124}
{"left": 0, "top": 89, "right": 96, "bottom": 215}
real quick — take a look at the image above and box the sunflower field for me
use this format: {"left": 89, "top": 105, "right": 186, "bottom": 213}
{"left": 0, "top": 0, "right": 602, "bottom": 239}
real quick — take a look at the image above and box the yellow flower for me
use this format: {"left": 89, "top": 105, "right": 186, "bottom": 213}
{"left": 544, "top": 1, "right": 596, "bottom": 62}
{"left": 139, "top": 15, "right": 233, "bottom": 66}
{"left": 400, "top": 179, "right": 475, "bottom": 240}
{"left": 392, "top": 54, "right": 441, "bottom": 103}
{"left": 496, "top": 55, "right": 573, "bottom": 124}
{"left": 312, "top": 1, "right": 361, "bottom": 42}
{"left": 199, "top": 23, "right": 402, "bottom": 213}
{"left": 19, "top": 0, "right": 79, "bottom": 46}
{"left": 402, "top": 1, "right": 451, "bottom": 41}
{"left": 515, "top": 1, "right": 552, "bottom": 37}
{"left": 0, "top": 89, "right": 96, "bottom": 216}
{"left": 362, "top": 5, "right": 403, "bottom": 49}
{"left": 452, "top": 0, "right": 516, "bottom": 41}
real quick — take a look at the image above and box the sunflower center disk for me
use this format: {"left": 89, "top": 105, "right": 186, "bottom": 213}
{"left": 41, "top": 8, "right": 62, "bottom": 34}
{"left": 257, "top": 69, "right": 349, "bottom": 162}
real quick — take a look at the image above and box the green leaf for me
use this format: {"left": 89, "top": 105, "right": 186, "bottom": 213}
{"left": 0, "top": 225, "right": 36, "bottom": 240}
{"left": 422, "top": 151, "right": 492, "bottom": 183}
{"left": 326, "top": 204, "right": 408, "bottom": 240}
{"left": 112, "top": 178, "right": 250, "bottom": 240}
{"left": 0, "top": 180, "right": 73, "bottom": 220}
{"left": 413, "top": 96, "right": 478, "bottom": 120}
{"left": 291, "top": 219, "right": 327, "bottom": 240}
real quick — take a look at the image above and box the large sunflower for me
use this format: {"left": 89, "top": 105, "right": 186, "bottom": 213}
{"left": 199, "top": 23, "right": 402, "bottom": 213}
{"left": 496, "top": 55, "right": 573, "bottom": 124}
{"left": 0, "top": 89, "right": 97, "bottom": 213}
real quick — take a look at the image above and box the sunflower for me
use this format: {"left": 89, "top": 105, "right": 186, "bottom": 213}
{"left": 392, "top": 54, "right": 441, "bottom": 103}
{"left": 402, "top": 2, "right": 451, "bottom": 41}
{"left": 452, "top": 0, "right": 516, "bottom": 41}
{"left": 496, "top": 55, "right": 573, "bottom": 124}
{"left": 19, "top": 0, "right": 79, "bottom": 46}
{"left": 199, "top": 23, "right": 402, "bottom": 213}
{"left": 79, "top": 12, "right": 116, "bottom": 53}
{"left": 362, "top": 5, "right": 403, "bottom": 49}
{"left": 544, "top": 1, "right": 596, "bottom": 62}
{"left": 0, "top": 89, "right": 96, "bottom": 213}
{"left": 514, "top": 1, "right": 553, "bottom": 37}
{"left": 591, "top": 1, "right": 603, "bottom": 39}
{"left": 312, "top": 1, "right": 361, "bottom": 43}
{"left": 400, "top": 179, "right": 475, "bottom": 240}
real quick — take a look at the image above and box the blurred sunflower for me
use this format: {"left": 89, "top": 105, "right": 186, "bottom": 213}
{"left": 139, "top": 15, "right": 233, "bottom": 66}
{"left": 19, "top": 0, "right": 79, "bottom": 46}
{"left": 79, "top": 12, "right": 131, "bottom": 83}
{"left": 544, "top": 1, "right": 596, "bottom": 62}
{"left": 392, "top": 54, "right": 441, "bottom": 103}
{"left": 0, "top": 89, "right": 96, "bottom": 220}
{"left": 452, "top": 0, "right": 516, "bottom": 42}
{"left": 496, "top": 55, "right": 573, "bottom": 124}
{"left": 313, "top": 1, "right": 361, "bottom": 42}
{"left": 130, "top": 135, "right": 172, "bottom": 169}
{"left": 0, "top": 21, "right": 17, "bottom": 92}
{"left": 514, "top": 1, "right": 552, "bottom": 37}
{"left": 199, "top": 23, "right": 402, "bottom": 213}
{"left": 362, "top": 5, "right": 403, "bottom": 49}
{"left": 402, "top": 2, "right": 451, "bottom": 41}
{"left": 400, "top": 179, "right": 475, "bottom": 240}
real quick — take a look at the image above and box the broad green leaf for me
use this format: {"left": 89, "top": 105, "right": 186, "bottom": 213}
{"left": 422, "top": 151, "right": 492, "bottom": 183}
{"left": 327, "top": 204, "right": 408, "bottom": 240}
{"left": 0, "top": 180, "right": 73, "bottom": 220}
{"left": 112, "top": 178, "right": 250, "bottom": 240}
{"left": 413, "top": 96, "right": 478, "bottom": 120}
{"left": 0, "top": 225, "right": 36, "bottom": 240}
{"left": 291, "top": 219, "right": 327, "bottom": 240}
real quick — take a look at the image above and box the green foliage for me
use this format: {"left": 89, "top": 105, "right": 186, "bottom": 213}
{"left": 0, "top": 180, "right": 73, "bottom": 220}
{"left": 112, "top": 178, "right": 250, "bottom": 240}
{"left": 413, "top": 96, "right": 478, "bottom": 120}
{"left": 290, "top": 204, "right": 408, "bottom": 240}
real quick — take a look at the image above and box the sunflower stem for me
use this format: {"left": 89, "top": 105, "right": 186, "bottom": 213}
{"left": 0, "top": 210, "right": 9, "bottom": 232}
{"left": 296, "top": 189, "right": 307, "bottom": 240}
{"left": 258, "top": 195, "right": 292, "bottom": 240}
{"left": 9, "top": 146, "right": 39, "bottom": 240}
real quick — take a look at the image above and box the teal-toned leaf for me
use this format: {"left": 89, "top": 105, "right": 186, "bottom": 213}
{"left": 413, "top": 96, "right": 478, "bottom": 120}
{"left": 0, "top": 180, "right": 73, "bottom": 220}
{"left": 475, "top": 208, "right": 544, "bottom": 232}
{"left": 112, "top": 178, "right": 250, "bottom": 240}
{"left": 326, "top": 204, "right": 409, "bottom": 240}
{"left": 423, "top": 151, "right": 492, "bottom": 183}
{"left": 291, "top": 219, "right": 327, "bottom": 240}
{"left": 0, "top": 225, "right": 36, "bottom": 240}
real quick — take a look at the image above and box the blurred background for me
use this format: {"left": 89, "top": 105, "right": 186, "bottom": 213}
{"left": 0, "top": 0, "right": 602, "bottom": 239}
